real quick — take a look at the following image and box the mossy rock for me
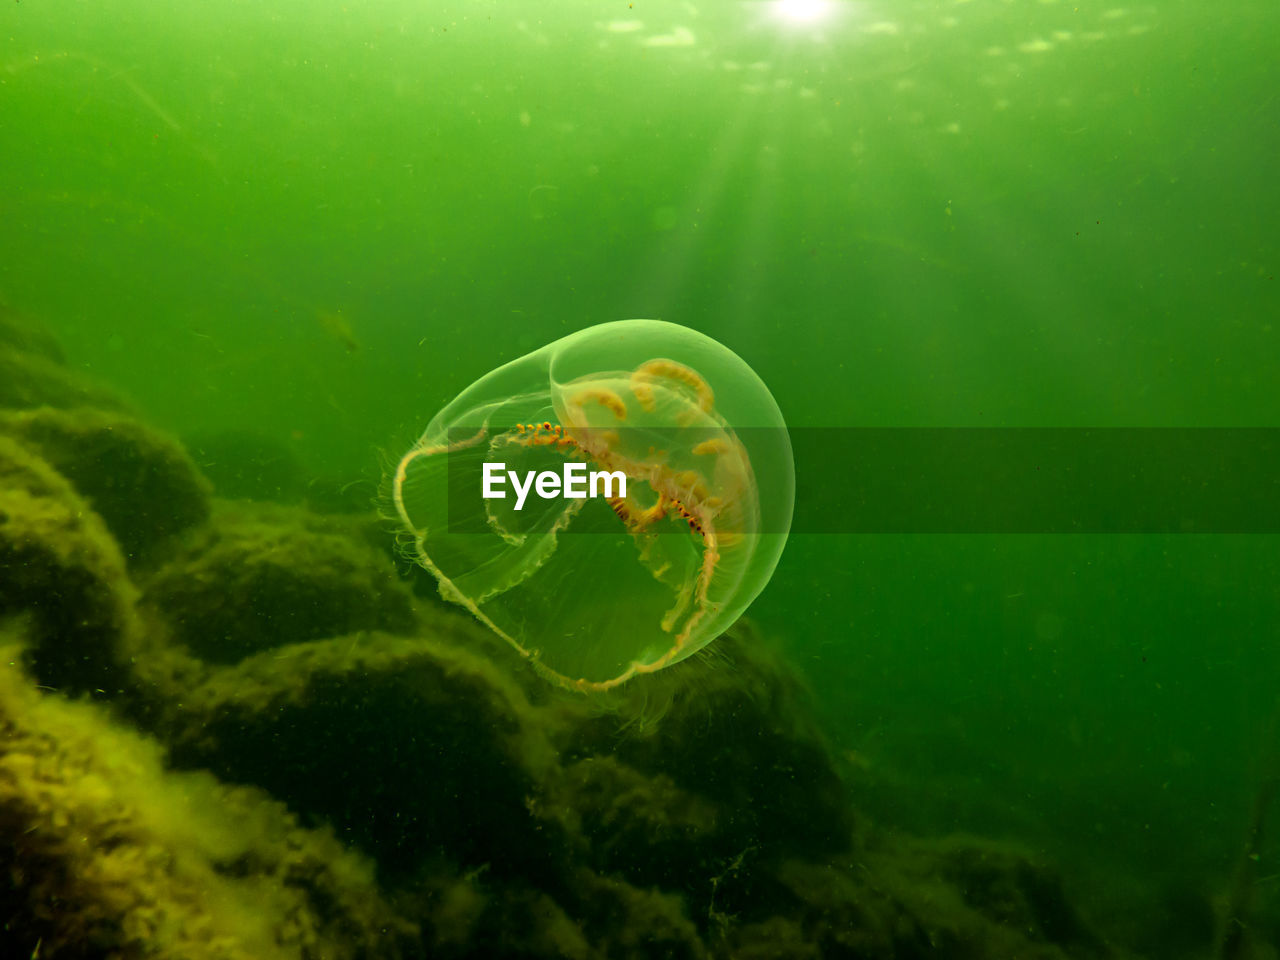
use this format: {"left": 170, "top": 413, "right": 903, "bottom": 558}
{"left": 855, "top": 835, "right": 1117, "bottom": 960}
{"left": 141, "top": 504, "right": 417, "bottom": 663}
{"left": 0, "top": 407, "right": 211, "bottom": 563}
{"left": 0, "top": 346, "right": 129, "bottom": 412}
{"left": 929, "top": 836, "right": 1110, "bottom": 956}
{"left": 0, "top": 301, "right": 66, "bottom": 363}
{"left": 0, "top": 641, "right": 419, "bottom": 960}
{"left": 539, "top": 755, "right": 726, "bottom": 898}
{"left": 0, "top": 305, "right": 127, "bottom": 412}
{"left": 572, "top": 871, "right": 708, "bottom": 960}
{"left": 0, "top": 435, "right": 140, "bottom": 695}
{"left": 565, "top": 623, "right": 855, "bottom": 865}
{"left": 404, "top": 868, "right": 707, "bottom": 960}
{"left": 162, "top": 631, "right": 561, "bottom": 880}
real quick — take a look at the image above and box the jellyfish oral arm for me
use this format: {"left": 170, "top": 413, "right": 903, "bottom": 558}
{"left": 482, "top": 461, "right": 628, "bottom": 511}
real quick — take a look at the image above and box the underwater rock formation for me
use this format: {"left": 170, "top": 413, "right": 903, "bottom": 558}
{"left": 157, "top": 629, "right": 561, "bottom": 879}
{"left": 0, "top": 406, "right": 211, "bottom": 563}
{"left": 0, "top": 435, "right": 141, "bottom": 696}
{"left": 565, "top": 623, "right": 856, "bottom": 865}
{"left": 140, "top": 503, "right": 416, "bottom": 663}
{"left": 0, "top": 303, "right": 127, "bottom": 412}
{"left": 0, "top": 302, "right": 66, "bottom": 362}
{"left": 0, "top": 309, "right": 1133, "bottom": 959}
{"left": 0, "top": 628, "right": 420, "bottom": 960}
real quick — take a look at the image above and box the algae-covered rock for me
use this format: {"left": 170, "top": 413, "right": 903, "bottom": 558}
{"left": 446, "top": 881, "right": 594, "bottom": 960}
{"left": 0, "top": 304, "right": 127, "bottom": 412}
{"left": 707, "top": 843, "right": 1117, "bottom": 960}
{"left": 718, "top": 858, "right": 902, "bottom": 958}
{"left": 401, "top": 867, "right": 708, "bottom": 960}
{"left": 0, "top": 435, "right": 140, "bottom": 695}
{"left": 567, "top": 622, "right": 855, "bottom": 864}
{"left": 160, "top": 630, "right": 561, "bottom": 879}
{"left": 928, "top": 836, "right": 1110, "bottom": 957}
{"left": 573, "top": 871, "right": 708, "bottom": 960}
{"left": 141, "top": 504, "right": 416, "bottom": 663}
{"left": 0, "top": 346, "right": 130, "bottom": 412}
{"left": 539, "top": 755, "right": 723, "bottom": 896}
{"left": 851, "top": 835, "right": 1116, "bottom": 960}
{"left": 0, "top": 406, "right": 211, "bottom": 563}
{"left": 0, "top": 301, "right": 66, "bottom": 363}
{"left": 0, "top": 630, "right": 420, "bottom": 960}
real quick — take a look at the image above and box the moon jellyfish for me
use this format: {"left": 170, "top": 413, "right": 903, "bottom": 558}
{"left": 392, "top": 319, "right": 793, "bottom": 692}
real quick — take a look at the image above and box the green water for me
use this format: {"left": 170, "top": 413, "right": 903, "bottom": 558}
{"left": 3, "top": 0, "right": 1277, "bottom": 937}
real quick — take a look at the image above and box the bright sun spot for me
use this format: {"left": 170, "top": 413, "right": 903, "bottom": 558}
{"left": 773, "top": 0, "right": 831, "bottom": 24}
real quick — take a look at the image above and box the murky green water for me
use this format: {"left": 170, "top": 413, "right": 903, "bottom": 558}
{"left": 3, "top": 0, "right": 1277, "bottom": 950}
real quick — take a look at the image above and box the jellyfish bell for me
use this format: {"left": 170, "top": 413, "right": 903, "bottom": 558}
{"left": 392, "top": 319, "right": 793, "bottom": 692}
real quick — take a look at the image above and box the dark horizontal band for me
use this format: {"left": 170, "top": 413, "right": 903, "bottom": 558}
{"left": 793, "top": 427, "right": 1280, "bottom": 534}
{"left": 430, "top": 427, "right": 1280, "bottom": 535}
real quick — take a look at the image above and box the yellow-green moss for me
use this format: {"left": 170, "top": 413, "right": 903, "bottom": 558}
{"left": 0, "top": 407, "right": 212, "bottom": 563}
{"left": 0, "top": 345, "right": 127, "bottom": 412}
{"left": 151, "top": 629, "right": 562, "bottom": 879}
{"left": 140, "top": 504, "right": 416, "bottom": 663}
{"left": 0, "top": 435, "right": 142, "bottom": 694}
{"left": 0, "top": 631, "right": 418, "bottom": 959}
{"left": 0, "top": 301, "right": 65, "bottom": 363}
